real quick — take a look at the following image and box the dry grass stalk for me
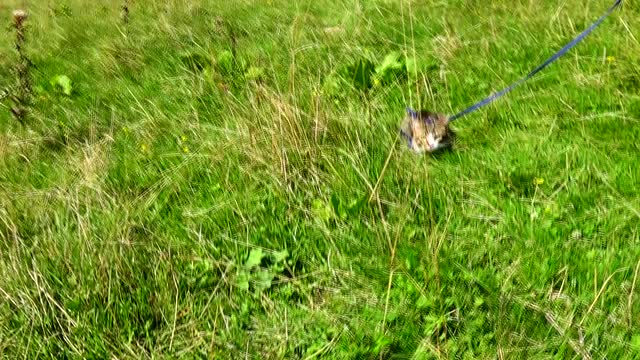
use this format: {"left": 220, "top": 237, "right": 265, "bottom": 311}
{"left": 11, "top": 9, "right": 31, "bottom": 123}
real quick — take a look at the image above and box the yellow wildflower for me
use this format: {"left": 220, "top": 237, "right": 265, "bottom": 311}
{"left": 534, "top": 177, "right": 544, "bottom": 185}
{"left": 606, "top": 56, "right": 615, "bottom": 63}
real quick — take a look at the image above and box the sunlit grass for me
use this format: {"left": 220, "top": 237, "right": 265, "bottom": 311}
{"left": 0, "top": 0, "right": 639, "bottom": 358}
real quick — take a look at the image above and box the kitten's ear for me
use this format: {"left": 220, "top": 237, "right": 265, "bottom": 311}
{"left": 406, "top": 107, "right": 417, "bottom": 118}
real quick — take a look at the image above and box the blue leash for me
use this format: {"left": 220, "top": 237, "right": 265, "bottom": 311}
{"left": 446, "top": 0, "right": 622, "bottom": 122}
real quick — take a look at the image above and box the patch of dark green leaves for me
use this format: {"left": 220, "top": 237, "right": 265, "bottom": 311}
{"left": 236, "top": 248, "right": 290, "bottom": 294}
{"left": 322, "top": 51, "right": 420, "bottom": 97}
{"left": 180, "top": 49, "right": 265, "bottom": 86}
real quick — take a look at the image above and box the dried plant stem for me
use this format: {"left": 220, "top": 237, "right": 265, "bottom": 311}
{"left": 121, "top": 0, "right": 130, "bottom": 25}
{"left": 11, "top": 9, "right": 31, "bottom": 123}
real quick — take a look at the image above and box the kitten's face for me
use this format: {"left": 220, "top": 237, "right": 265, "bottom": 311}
{"left": 404, "top": 110, "right": 450, "bottom": 153}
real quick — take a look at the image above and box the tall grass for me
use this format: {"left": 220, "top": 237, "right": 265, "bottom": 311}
{"left": 0, "top": 0, "right": 639, "bottom": 358}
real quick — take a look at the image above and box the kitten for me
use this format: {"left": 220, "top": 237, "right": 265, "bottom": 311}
{"left": 400, "top": 108, "right": 455, "bottom": 153}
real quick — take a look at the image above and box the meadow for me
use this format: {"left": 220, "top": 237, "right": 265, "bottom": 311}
{"left": 1, "top": 0, "right": 639, "bottom": 358}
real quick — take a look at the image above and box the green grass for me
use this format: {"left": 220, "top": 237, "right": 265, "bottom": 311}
{"left": 1, "top": 0, "right": 639, "bottom": 358}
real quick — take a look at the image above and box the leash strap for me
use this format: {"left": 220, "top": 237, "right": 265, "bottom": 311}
{"left": 447, "top": 0, "right": 622, "bottom": 122}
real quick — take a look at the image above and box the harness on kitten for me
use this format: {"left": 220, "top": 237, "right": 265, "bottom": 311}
{"left": 402, "top": 0, "right": 623, "bottom": 146}
{"left": 401, "top": 107, "right": 421, "bottom": 148}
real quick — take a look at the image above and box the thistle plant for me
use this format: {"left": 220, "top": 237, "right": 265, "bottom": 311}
{"left": 11, "top": 9, "right": 31, "bottom": 123}
{"left": 121, "top": 0, "right": 130, "bottom": 25}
